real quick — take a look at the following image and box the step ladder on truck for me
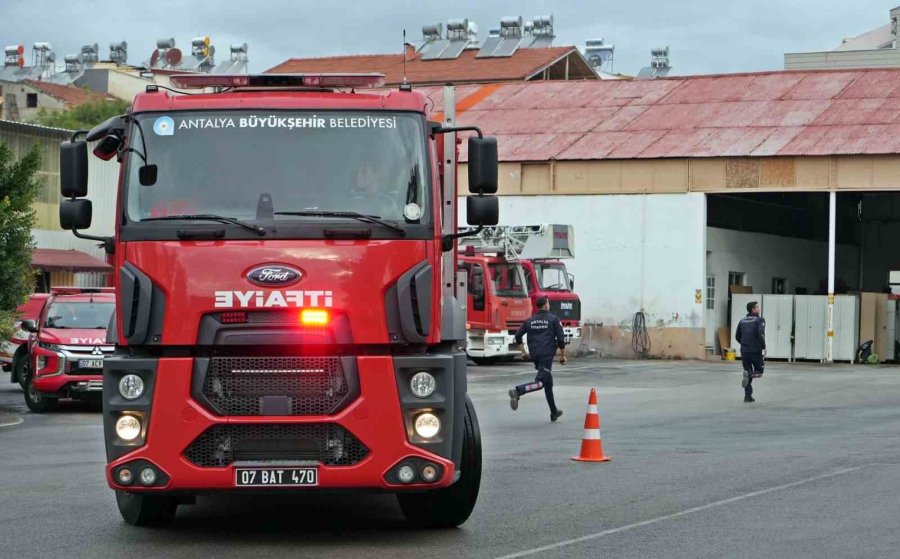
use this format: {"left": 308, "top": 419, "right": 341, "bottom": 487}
{"left": 457, "top": 224, "right": 581, "bottom": 365}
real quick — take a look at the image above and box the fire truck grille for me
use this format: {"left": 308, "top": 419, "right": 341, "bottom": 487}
{"left": 184, "top": 424, "right": 368, "bottom": 467}
{"left": 201, "top": 357, "right": 353, "bottom": 416}
{"left": 550, "top": 299, "right": 581, "bottom": 321}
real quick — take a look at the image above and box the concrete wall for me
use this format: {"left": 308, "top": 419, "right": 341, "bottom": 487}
{"left": 705, "top": 227, "right": 860, "bottom": 350}
{"left": 785, "top": 48, "right": 900, "bottom": 70}
{"left": 460, "top": 193, "right": 708, "bottom": 359}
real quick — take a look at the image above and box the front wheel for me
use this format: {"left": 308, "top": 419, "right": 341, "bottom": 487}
{"left": 115, "top": 491, "right": 178, "bottom": 526}
{"left": 24, "top": 371, "right": 57, "bottom": 413}
{"left": 13, "top": 354, "right": 28, "bottom": 390}
{"left": 397, "top": 396, "right": 482, "bottom": 528}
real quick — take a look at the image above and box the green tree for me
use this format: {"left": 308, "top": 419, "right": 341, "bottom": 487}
{"left": 0, "top": 142, "right": 41, "bottom": 339}
{"left": 33, "top": 98, "right": 130, "bottom": 130}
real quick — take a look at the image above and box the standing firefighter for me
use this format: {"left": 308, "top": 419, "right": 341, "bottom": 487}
{"left": 508, "top": 296, "right": 567, "bottom": 421}
{"left": 736, "top": 301, "right": 766, "bottom": 403}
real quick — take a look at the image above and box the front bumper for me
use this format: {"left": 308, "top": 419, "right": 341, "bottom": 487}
{"left": 563, "top": 326, "right": 583, "bottom": 345}
{"left": 104, "top": 354, "right": 466, "bottom": 493}
{"left": 466, "top": 330, "right": 520, "bottom": 359}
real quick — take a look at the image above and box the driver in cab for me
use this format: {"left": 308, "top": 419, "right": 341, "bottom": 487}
{"left": 349, "top": 161, "right": 399, "bottom": 219}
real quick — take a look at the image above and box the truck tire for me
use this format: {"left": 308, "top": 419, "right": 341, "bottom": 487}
{"left": 13, "top": 351, "right": 28, "bottom": 390}
{"left": 115, "top": 491, "right": 178, "bottom": 526}
{"left": 397, "top": 396, "right": 482, "bottom": 528}
{"left": 24, "top": 371, "right": 57, "bottom": 413}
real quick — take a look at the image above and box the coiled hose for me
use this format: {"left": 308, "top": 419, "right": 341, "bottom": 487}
{"left": 632, "top": 311, "right": 651, "bottom": 358}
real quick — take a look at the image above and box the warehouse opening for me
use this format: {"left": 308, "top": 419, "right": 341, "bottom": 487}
{"left": 705, "top": 191, "right": 900, "bottom": 363}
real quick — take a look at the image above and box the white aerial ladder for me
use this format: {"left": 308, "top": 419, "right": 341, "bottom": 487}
{"left": 458, "top": 224, "right": 575, "bottom": 261}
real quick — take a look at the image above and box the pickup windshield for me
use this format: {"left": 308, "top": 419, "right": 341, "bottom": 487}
{"left": 44, "top": 302, "right": 114, "bottom": 330}
{"left": 125, "top": 111, "right": 429, "bottom": 235}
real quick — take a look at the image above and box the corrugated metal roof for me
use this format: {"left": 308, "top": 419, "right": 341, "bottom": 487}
{"left": 441, "top": 68, "right": 900, "bottom": 161}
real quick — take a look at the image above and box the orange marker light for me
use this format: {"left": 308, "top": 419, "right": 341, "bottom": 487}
{"left": 300, "top": 309, "right": 330, "bottom": 326}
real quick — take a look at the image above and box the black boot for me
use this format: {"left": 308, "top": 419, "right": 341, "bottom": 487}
{"left": 744, "top": 395, "right": 755, "bottom": 403}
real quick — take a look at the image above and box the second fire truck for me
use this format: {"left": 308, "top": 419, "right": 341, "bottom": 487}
{"left": 458, "top": 224, "right": 581, "bottom": 364}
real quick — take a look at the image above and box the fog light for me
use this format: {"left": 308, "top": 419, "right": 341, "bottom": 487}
{"left": 118, "top": 374, "right": 144, "bottom": 400}
{"left": 140, "top": 467, "right": 157, "bottom": 486}
{"left": 487, "top": 337, "right": 504, "bottom": 345}
{"left": 409, "top": 372, "right": 435, "bottom": 398}
{"left": 397, "top": 464, "right": 416, "bottom": 484}
{"left": 414, "top": 413, "right": 440, "bottom": 439}
{"left": 421, "top": 464, "right": 439, "bottom": 483}
{"left": 115, "top": 415, "right": 141, "bottom": 441}
{"left": 117, "top": 468, "right": 133, "bottom": 485}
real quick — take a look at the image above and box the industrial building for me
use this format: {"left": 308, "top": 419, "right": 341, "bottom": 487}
{"left": 432, "top": 68, "right": 900, "bottom": 360}
{"left": 786, "top": 5, "right": 900, "bottom": 70}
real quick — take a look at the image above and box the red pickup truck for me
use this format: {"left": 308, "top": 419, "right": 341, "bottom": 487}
{"left": 20, "top": 291, "right": 115, "bottom": 412}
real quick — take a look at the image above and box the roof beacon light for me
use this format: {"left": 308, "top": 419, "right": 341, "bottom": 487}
{"left": 169, "top": 73, "right": 385, "bottom": 90}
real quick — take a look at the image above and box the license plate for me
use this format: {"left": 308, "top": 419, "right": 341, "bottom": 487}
{"left": 78, "top": 359, "right": 103, "bottom": 369}
{"left": 235, "top": 467, "right": 318, "bottom": 487}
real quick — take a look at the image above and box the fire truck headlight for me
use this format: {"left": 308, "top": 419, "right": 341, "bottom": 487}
{"left": 487, "top": 337, "right": 505, "bottom": 346}
{"left": 115, "top": 415, "right": 142, "bottom": 441}
{"left": 409, "top": 372, "right": 436, "bottom": 399}
{"left": 36, "top": 355, "right": 47, "bottom": 371}
{"left": 414, "top": 413, "right": 440, "bottom": 439}
{"left": 118, "top": 374, "right": 145, "bottom": 400}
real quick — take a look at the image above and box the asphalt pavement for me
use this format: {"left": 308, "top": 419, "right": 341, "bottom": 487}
{"left": 2, "top": 358, "right": 900, "bottom": 558}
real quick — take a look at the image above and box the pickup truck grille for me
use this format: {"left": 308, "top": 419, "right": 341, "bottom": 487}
{"left": 200, "top": 357, "right": 355, "bottom": 416}
{"left": 183, "top": 423, "right": 368, "bottom": 467}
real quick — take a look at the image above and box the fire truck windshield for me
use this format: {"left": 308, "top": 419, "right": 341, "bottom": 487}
{"left": 488, "top": 263, "right": 528, "bottom": 298}
{"left": 534, "top": 262, "right": 572, "bottom": 291}
{"left": 44, "top": 302, "right": 114, "bottom": 330}
{"left": 124, "top": 110, "right": 429, "bottom": 237}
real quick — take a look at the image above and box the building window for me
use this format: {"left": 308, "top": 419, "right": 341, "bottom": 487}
{"left": 706, "top": 276, "right": 716, "bottom": 310}
{"left": 772, "top": 277, "right": 787, "bottom": 294}
{"left": 26, "top": 93, "right": 38, "bottom": 108}
{"left": 728, "top": 272, "right": 745, "bottom": 287}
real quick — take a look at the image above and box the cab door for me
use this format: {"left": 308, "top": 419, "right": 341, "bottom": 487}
{"left": 460, "top": 261, "right": 489, "bottom": 328}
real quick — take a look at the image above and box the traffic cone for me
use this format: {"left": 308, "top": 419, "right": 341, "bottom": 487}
{"left": 571, "top": 388, "right": 611, "bottom": 462}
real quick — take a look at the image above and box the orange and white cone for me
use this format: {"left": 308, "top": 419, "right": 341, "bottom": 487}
{"left": 572, "top": 388, "right": 611, "bottom": 462}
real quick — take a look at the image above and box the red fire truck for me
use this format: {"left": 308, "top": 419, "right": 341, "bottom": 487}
{"left": 458, "top": 225, "right": 581, "bottom": 362}
{"left": 57, "top": 74, "right": 499, "bottom": 527}
{"left": 20, "top": 289, "right": 115, "bottom": 412}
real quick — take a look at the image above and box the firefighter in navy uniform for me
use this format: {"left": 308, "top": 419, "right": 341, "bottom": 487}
{"left": 736, "top": 301, "right": 766, "bottom": 403}
{"left": 508, "top": 296, "right": 568, "bottom": 421}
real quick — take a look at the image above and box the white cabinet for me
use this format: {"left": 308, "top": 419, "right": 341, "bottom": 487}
{"left": 833, "top": 295, "right": 859, "bottom": 362}
{"left": 795, "top": 296, "right": 827, "bottom": 361}
{"left": 731, "top": 293, "right": 759, "bottom": 358}
{"left": 762, "top": 294, "right": 794, "bottom": 360}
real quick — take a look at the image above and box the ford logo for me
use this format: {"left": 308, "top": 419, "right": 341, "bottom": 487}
{"left": 246, "top": 264, "right": 302, "bottom": 287}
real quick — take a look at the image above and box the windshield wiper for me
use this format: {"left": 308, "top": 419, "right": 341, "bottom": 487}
{"left": 140, "top": 214, "right": 265, "bottom": 236}
{"left": 274, "top": 211, "right": 406, "bottom": 235}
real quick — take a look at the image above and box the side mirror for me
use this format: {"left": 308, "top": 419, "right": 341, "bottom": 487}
{"left": 20, "top": 319, "right": 37, "bottom": 333}
{"left": 139, "top": 164, "right": 158, "bottom": 186}
{"left": 569, "top": 274, "right": 575, "bottom": 290}
{"left": 92, "top": 134, "right": 123, "bottom": 161}
{"left": 60, "top": 199, "right": 93, "bottom": 231}
{"left": 468, "top": 136, "right": 498, "bottom": 194}
{"left": 466, "top": 195, "right": 499, "bottom": 226}
{"left": 60, "top": 140, "right": 88, "bottom": 198}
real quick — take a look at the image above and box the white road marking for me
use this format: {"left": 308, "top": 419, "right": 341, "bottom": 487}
{"left": 0, "top": 417, "right": 24, "bottom": 428}
{"left": 495, "top": 466, "right": 864, "bottom": 559}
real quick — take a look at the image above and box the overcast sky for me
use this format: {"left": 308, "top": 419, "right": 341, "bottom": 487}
{"left": 0, "top": 0, "right": 894, "bottom": 76}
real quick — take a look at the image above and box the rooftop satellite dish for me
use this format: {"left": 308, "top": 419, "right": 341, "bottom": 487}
{"left": 165, "top": 48, "right": 182, "bottom": 67}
